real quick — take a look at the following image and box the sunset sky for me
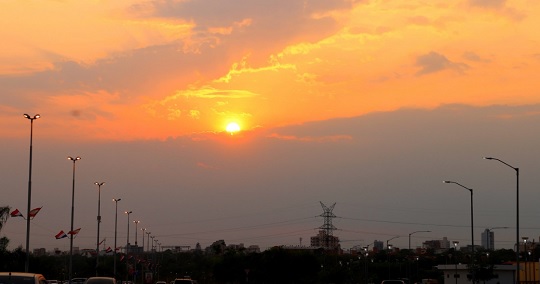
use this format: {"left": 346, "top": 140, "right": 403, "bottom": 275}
{"left": 2, "top": 0, "right": 540, "bottom": 253}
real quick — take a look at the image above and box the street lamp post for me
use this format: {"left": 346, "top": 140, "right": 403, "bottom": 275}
{"left": 113, "top": 198, "right": 121, "bottom": 279}
{"left": 408, "top": 230, "right": 430, "bottom": 282}
{"left": 146, "top": 232, "right": 151, "bottom": 253}
{"left": 453, "top": 241, "right": 459, "bottom": 284}
{"left": 386, "top": 236, "right": 399, "bottom": 279}
{"left": 522, "top": 237, "right": 528, "bottom": 283}
{"left": 444, "top": 180, "right": 475, "bottom": 283}
{"left": 94, "top": 181, "right": 105, "bottom": 276}
{"left": 408, "top": 230, "right": 431, "bottom": 251}
{"left": 68, "top": 156, "right": 81, "bottom": 284}
{"left": 484, "top": 156, "right": 519, "bottom": 284}
{"left": 125, "top": 211, "right": 132, "bottom": 251}
{"left": 23, "top": 113, "right": 40, "bottom": 272}
{"left": 141, "top": 228, "right": 146, "bottom": 252}
{"left": 486, "top": 227, "right": 508, "bottom": 250}
{"left": 134, "top": 220, "right": 140, "bottom": 247}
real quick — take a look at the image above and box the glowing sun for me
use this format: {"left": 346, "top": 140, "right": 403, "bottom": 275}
{"left": 226, "top": 122, "right": 241, "bottom": 134}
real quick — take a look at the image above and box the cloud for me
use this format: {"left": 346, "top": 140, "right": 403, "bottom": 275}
{"left": 415, "top": 51, "right": 469, "bottom": 76}
{"left": 468, "top": 0, "right": 507, "bottom": 9}
{"left": 267, "top": 133, "right": 352, "bottom": 143}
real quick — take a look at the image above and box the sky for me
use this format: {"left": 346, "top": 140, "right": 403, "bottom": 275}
{"left": 1, "top": 0, "right": 540, "bottom": 253}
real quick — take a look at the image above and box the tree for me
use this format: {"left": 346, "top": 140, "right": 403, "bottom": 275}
{"left": 0, "top": 206, "right": 9, "bottom": 232}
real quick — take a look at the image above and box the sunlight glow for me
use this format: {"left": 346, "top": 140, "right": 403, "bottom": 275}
{"left": 226, "top": 122, "right": 241, "bottom": 134}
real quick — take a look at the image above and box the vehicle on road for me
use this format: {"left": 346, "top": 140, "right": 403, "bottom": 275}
{"left": 381, "top": 280, "right": 406, "bottom": 284}
{"left": 84, "top": 277, "right": 116, "bottom": 284}
{"left": 0, "top": 272, "right": 47, "bottom": 284}
{"left": 173, "top": 278, "right": 196, "bottom": 284}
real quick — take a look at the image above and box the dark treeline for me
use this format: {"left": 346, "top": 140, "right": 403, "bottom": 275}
{"left": 0, "top": 246, "right": 521, "bottom": 284}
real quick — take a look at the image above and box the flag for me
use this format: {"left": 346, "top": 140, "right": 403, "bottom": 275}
{"left": 28, "top": 207, "right": 42, "bottom": 218}
{"left": 68, "top": 228, "right": 81, "bottom": 235}
{"left": 10, "top": 209, "right": 23, "bottom": 218}
{"left": 105, "top": 247, "right": 112, "bottom": 253}
{"left": 55, "top": 230, "right": 68, "bottom": 239}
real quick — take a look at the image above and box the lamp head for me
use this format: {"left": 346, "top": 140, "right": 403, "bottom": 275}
{"left": 113, "top": 198, "right": 121, "bottom": 202}
{"left": 483, "top": 157, "right": 494, "bottom": 160}
{"left": 68, "top": 156, "right": 81, "bottom": 161}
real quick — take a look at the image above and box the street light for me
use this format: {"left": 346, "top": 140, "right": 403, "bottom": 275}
{"left": 484, "top": 156, "right": 519, "bottom": 284}
{"left": 23, "top": 113, "right": 40, "bottom": 272}
{"left": 408, "top": 230, "right": 431, "bottom": 251}
{"left": 444, "top": 180, "right": 474, "bottom": 283}
{"left": 125, "top": 211, "right": 132, "bottom": 251}
{"left": 408, "top": 230, "right": 430, "bottom": 282}
{"left": 113, "top": 198, "right": 121, "bottom": 279}
{"left": 386, "top": 236, "right": 399, "bottom": 251}
{"left": 134, "top": 220, "right": 140, "bottom": 246}
{"left": 146, "top": 232, "right": 151, "bottom": 252}
{"left": 486, "top": 227, "right": 508, "bottom": 250}
{"left": 453, "top": 241, "right": 459, "bottom": 284}
{"left": 68, "top": 156, "right": 81, "bottom": 284}
{"left": 523, "top": 237, "right": 529, "bottom": 283}
{"left": 94, "top": 181, "right": 105, "bottom": 276}
{"left": 141, "top": 228, "right": 146, "bottom": 252}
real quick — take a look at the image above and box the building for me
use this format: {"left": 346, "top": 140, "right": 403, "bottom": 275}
{"left": 310, "top": 230, "right": 340, "bottom": 251}
{"left": 373, "top": 240, "right": 383, "bottom": 252}
{"left": 481, "top": 229, "right": 495, "bottom": 250}
{"left": 436, "top": 264, "right": 515, "bottom": 284}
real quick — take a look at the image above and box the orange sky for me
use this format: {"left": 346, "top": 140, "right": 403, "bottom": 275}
{"left": 1, "top": 0, "right": 539, "bottom": 142}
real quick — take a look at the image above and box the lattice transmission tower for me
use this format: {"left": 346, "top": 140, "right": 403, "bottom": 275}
{"left": 319, "top": 202, "right": 337, "bottom": 250}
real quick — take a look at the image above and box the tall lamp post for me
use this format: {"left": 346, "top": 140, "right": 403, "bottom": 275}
{"left": 523, "top": 237, "right": 528, "bottom": 283}
{"left": 453, "top": 241, "right": 459, "bottom": 284}
{"left": 94, "top": 181, "right": 105, "bottom": 276}
{"left": 113, "top": 198, "right": 121, "bottom": 279}
{"left": 486, "top": 227, "right": 508, "bottom": 250}
{"left": 444, "top": 180, "right": 474, "bottom": 283}
{"left": 484, "top": 156, "right": 519, "bottom": 284}
{"left": 68, "top": 156, "right": 81, "bottom": 284}
{"left": 146, "top": 232, "right": 151, "bottom": 253}
{"left": 141, "top": 228, "right": 146, "bottom": 252}
{"left": 409, "top": 230, "right": 431, "bottom": 251}
{"left": 386, "top": 236, "right": 399, "bottom": 280}
{"left": 134, "top": 220, "right": 140, "bottom": 247}
{"left": 23, "top": 113, "right": 40, "bottom": 272}
{"left": 125, "top": 211, "right": 133, "bottom": 251}
{"left": 408, "top": 230, "right": 430, "bottom": 282}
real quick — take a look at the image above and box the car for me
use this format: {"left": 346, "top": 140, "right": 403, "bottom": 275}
{"left": 0, "top": 272, "right": 48, "bottom": 284}
{"left": 84, "top": 277, "right": 116, "bottom": 284}
{"left": 173, "top": 278, "right": 195, "bottom": 284}
{"left": 155, "top": 281, "right": 166, "bottom": 284}
{"left": 46, "top": 280, "right": 59, "bottom": 284}
{"left": 71, "top": 279, "right": 87, "bottom": 284}
{"left": 381, "top": 280, "right": 406, "bottom": 284}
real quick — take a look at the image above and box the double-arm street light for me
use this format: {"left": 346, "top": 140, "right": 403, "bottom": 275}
{"left": 94, "top": 181, "right": 105, "bottom": 276}
{"left": 146, "top": 232, "right": 151, "bottom": 252}
{"left": 134, "top": 220, "right": 140, "bottom": 246}
{"left": 68, "top": 156, "right": 81, "bottom": 284}
{"left": 23, "top": 113, "right": 40, "bottom": 272}
{"left": 484, "top": 156, "right": 519, "bottom": 284}
{"left": 141, "top": 228, "right": 147, "bottom": 252}
{"left": 113, "top": 198, "right": 121, "bottom": 279}
{"left": 444, "top": 180, "right": 474, "bottom": 283}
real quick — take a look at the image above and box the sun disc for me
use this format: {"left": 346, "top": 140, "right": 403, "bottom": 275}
{"left": 226, "top": 122, "right": 241, "bottom": 134}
